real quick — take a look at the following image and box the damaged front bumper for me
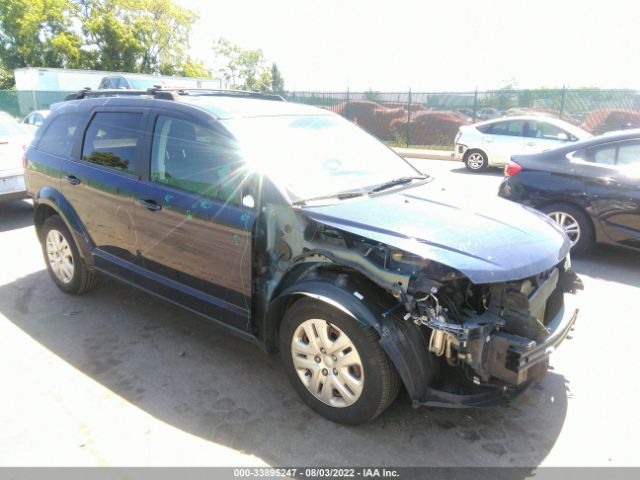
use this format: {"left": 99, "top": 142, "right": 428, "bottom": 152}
{"left": 413, "top": 290, "right": 579, "bottom": 408}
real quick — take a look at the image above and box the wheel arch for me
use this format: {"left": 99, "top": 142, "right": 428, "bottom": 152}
{"left": 33, "top": 187, "right": 94, "bottom": 264}
{"left": 264, "top": 268, "right": 436, "bottom": 400}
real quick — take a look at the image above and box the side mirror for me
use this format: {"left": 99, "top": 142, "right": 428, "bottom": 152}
{"left": 557, "top": 132, "right": 569, "bottom": 142}
{"left": 242, "top": 194, "right": 255, "bottom": 209}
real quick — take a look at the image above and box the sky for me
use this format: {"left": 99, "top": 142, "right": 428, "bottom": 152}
{"left": 177, "top": 0, "right": 640, "bottom": 92}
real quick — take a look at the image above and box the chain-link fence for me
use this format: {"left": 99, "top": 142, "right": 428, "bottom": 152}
{"left": 287, "top": 89, "right": 640, "bottom": 148}
{"left": 3, "top": 88, "right": 640, "bottom": 148}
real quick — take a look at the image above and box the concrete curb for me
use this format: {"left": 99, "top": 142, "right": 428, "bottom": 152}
{"left": 393, "top": 147, "right": 457, "bottom": 161}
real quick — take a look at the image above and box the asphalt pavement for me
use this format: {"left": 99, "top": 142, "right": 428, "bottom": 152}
{"left": 0, "top": 161, "right": 638, "bottom": 467}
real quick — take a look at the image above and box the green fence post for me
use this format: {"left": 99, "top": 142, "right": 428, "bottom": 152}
{"left": 406, "top": 89, "right": 412, "bottom": 147}
{"left": 559, "top": 85, "right": 567, "bottom": 118}
{"left": 345, "top": 88, "right": 350, "bottom": 119}
{"left": 472, "top": 86, "right": 478, "bottom": 122}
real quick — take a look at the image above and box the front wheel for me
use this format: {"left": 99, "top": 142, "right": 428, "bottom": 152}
{"left": 279, "top": 298, "right": 400, "bottom": 424}
{"left": 464, "top": 149, "right": 488, "bottom": 171}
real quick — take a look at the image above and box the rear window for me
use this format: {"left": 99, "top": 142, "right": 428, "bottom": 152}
{"left": 81, "top": 112, "right": 143, "bottom": 174}
{"left": 37, "top": 114, "right": 83, "bottom": 158}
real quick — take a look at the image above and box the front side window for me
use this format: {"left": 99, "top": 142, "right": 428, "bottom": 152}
{"left": 37, "top": 114, "right": 82, "bottom": 157}
{"left": 487, "top": 120, "right": 525, "bottom": 137}
{"left": 81, "top": 112, "right": 143, "bottom": 173}
{"left": 527, "top": 121, "right": 569, "bottom": 141}
{"left": 616, "top": 141, "right": 640, "bottom": 166}
{"left": 151, "top": 116, "right": 243, "bottom": 204}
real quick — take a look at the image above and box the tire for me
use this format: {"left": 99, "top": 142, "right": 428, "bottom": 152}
{"left": 40, "top": 215, "right": 99, "bottom": 294}
{"left": 464, "top": 149, "right": 488, "bottom": 171}
{"left": 540, "top": 203, "right": 594, "bottom": 255}
{"left": 279, "top": 298, "right": 400, "bottom": 425}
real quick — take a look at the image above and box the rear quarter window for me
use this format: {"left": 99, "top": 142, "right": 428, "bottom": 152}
{"left": 37, "top": 114, "right": 83, "bottom": 158}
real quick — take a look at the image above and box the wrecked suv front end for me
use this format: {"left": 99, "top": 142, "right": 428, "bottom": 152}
{"left": 291, "top": 190, "right": 581, "bottom": 408}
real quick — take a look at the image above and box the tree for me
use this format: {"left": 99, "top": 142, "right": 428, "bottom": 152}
{"left": 0, "top": 0, "right": 210, "bottom": 85}
{"left": 270, "top": 63, "right": 284, "bottom": 94}
{"left": 213, "top": 38, "right": 283, "bottom": 92}
{"left": 0, "top": 0, "right": 85, "bottom": 76}
{"left": 79, "top": 0, "right": 203, "bottom": 75}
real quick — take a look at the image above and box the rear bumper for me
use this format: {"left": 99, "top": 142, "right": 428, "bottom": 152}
{"left": 0, "top": 173, "right": 27, "bottom": 202}
{"left": 453, "top": 143, "right": 467, "bottom": 161}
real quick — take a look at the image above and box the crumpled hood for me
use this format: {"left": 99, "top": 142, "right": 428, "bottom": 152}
{"left": 302, "top": 184, "right": 571, "bottom": 284}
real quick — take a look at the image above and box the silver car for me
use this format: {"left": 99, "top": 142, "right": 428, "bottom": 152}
{"left": 454, "top": 115, "right": 591, "bottom": 172}
{"left": 0, "top": 118, "right": 32, "bottom": 203}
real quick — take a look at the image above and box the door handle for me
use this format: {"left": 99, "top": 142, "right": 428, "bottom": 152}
{"left": 485, "top": 138, "right": 494, "bottom": 143}
{"left": 138, "top": 198, "right": 162, "bottom": 211}
{"left": 595, "top": 176, "right": 619, "bottom": 186}
{"left": 526, "top": 141, "right": 536, "bottom": 146}
{"left": 63, "top": 175, "right": 81, "bottom": 185}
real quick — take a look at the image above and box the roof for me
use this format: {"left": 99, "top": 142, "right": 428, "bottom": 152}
{"left": 58, "top": 88, "right": 328, "bottom": 120}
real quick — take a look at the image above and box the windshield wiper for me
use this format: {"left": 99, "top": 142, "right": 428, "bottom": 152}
{"left": 293, "top": 190, "right": 364, "bottom": 206}
{"left": 368, "top": 175, "right": 429, "bottom": 193}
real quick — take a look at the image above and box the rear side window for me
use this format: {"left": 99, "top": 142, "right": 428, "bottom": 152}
{"left": 485, "top": 120, "right": 525, "bottom": 137}
{"left": 81, "top": 112, "right": 143, "bottom": 174}
{"left": 37, "top": 114, "right": 83, "bottom": 158}
{"left": 151, "top": 115, "right": 243, "bottom": 204}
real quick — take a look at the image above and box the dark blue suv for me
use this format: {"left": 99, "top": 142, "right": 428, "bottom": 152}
{"left": 25, "top": 88, "right": 580, "bottom": 424}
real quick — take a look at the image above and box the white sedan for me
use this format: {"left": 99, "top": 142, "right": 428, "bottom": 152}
{"left": 454, "top": 115, "right": 591, "bottom": 171}
{"left": 0, "top": 118, "right": 32, "bottom": 203}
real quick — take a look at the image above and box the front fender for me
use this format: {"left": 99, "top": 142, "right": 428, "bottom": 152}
{"left": 268, "top": 276, "right": 437, "bottom": 399}
{"left": 34, "top": 187, "right": 94, "bottom": 264}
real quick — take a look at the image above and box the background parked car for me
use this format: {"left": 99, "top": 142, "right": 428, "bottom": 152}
{"left": 98, "top": 74, "right": 165, "bottom": 90}
{"left": 454, "top": 115, "right": 591, "bottom": 171}
{"left": 498, "top": 129, "right": 640, "bottom": 254}
{"left": 22, "top": 110, "right": 50, "bottom": 130}
{"left": 0, "top": 118, "right": 32, "bottom": 203}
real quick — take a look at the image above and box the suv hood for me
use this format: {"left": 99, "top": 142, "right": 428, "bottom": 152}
{"left": 302, "top": 185, "right": 570, "bottom": 284}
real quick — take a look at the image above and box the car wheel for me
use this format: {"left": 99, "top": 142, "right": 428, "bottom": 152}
{"left": 541, "top": 203, "right": 594, "bottom": 255}
{"left": 464, "top": 150, "right": 488, "bottom": 171}
{"left": 40, "top": 215, "right": 99, "bottom": 294}
{"left": 279, "top": 298, "right": 400, "bottom": 424}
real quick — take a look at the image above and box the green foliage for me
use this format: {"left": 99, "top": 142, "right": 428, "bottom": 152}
{"left": 213, "top": 39, "right": 285, "bottom": 92}
{"left": 0, "top": 0, "right": 210, "bottom": 79}
{"left": 363, "top": 89, "right": 381, "bottom": 102}
{"left": 0, "top": 0, "right": 85, "bottom": 70}
{"left": 270, "top": 63, "right": 285, "bottom": 94}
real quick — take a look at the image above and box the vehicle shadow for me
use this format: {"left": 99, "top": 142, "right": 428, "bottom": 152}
{"left": 0, "top": 271, "right": 568, "bottom": 471}
{"left": 573, "top": 244, "right": 640, "bottom": 288}
{"left": 0, "top": 199, "right": 33, "bottom": 232}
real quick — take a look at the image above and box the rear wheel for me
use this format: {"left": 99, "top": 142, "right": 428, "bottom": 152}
{"left": 279, "top": 298, "right": 400, "bottom": 424}
{"left": 40, "top": 215, "right": 99, "bottom": 294}
{"left": 541, "top": 203, "right": 593, "bottom": 255}
{"left": 464, "top": 149, "right": 488, "bottom": 171}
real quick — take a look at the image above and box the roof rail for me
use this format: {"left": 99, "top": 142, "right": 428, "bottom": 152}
{"left": 64, "top": 87, "right": 285, "bottom": 102}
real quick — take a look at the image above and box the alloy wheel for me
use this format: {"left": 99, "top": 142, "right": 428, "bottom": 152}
{"left": 467, "top": 152, "right": 485, "bottom": 169}
{"left": 45, "top": 229, "right": 75, "bottom": 283}
{"left": 547, "top": 211, "right": 581, "bottom": 247}
{"left": 291, "top": 319, "right": 364, "bottom": 408}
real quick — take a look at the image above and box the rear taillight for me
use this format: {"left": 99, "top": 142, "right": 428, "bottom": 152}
{"left": 22, "top": 145, "right": 28, "bottom": 169}
{"left": 504, "top": 160, "right": 522, "bottom": 177}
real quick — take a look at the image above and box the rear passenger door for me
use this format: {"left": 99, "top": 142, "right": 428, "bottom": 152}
{"left": 481, "top": 120, "right": 526, "bottom": 165}
{"left": 133, "top": 113, "right": 257, "bottom": 330}
{"left": 61, "top": 109, "right": 150, "bottom": 265}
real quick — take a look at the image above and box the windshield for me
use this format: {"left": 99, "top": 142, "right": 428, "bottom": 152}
{"left": 222, "top": 114, "right": 422, "bottom": 202}
{"left": 128, "top": 78, "right": 162, "bottom": 89}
